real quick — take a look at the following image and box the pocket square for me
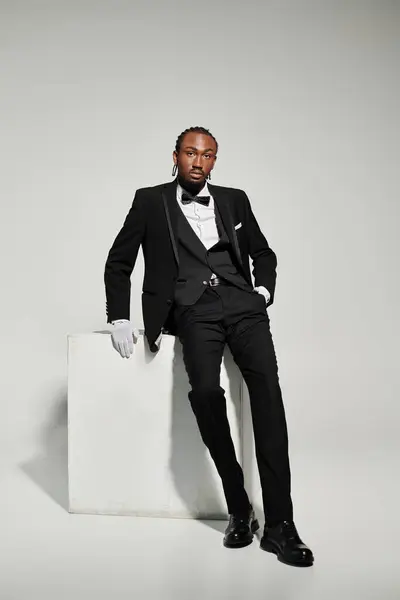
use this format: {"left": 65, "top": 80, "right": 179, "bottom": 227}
{"left": 234, "top": 222, "right": 242, "bottom": 230}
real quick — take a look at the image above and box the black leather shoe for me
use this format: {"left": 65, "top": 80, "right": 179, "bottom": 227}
{"left": 260, "top": 520, "right": 314, "bottom": 567}
{"left": 223, "top": 508, "right": 259, "bottom": 548}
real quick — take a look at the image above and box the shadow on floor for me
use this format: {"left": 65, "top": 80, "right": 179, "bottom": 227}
{"left": 20, "top": 389, "right": 69, "bottom": 512}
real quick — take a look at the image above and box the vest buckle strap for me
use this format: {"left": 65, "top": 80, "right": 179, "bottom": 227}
{"left": 207, "top": 276, "right": 228, "bottom": 287}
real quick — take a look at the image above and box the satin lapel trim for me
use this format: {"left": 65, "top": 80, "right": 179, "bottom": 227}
{"left": 209, "top": 184, "right": 243, "bottom": 267}
{"left": 161, "top": 180, "right": 179, "bottom": 266}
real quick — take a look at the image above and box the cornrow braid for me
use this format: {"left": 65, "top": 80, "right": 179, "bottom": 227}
{"left": 175, "top": 126, "right": 218, "bottom": 154}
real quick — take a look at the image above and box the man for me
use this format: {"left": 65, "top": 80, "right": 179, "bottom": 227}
{"left": 104, "top": 126, "right": 314, "bottom": 567}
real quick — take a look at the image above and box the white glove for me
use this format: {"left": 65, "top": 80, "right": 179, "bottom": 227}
{"left": 111, "top": 319, "right": 139, "bottom": 358}
{"left": 253, "top": 285, "right": 270, "bottom": 307}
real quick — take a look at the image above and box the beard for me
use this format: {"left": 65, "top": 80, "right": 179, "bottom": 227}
{"left": 177, "top": 173, "right": 206, "bottom": 196}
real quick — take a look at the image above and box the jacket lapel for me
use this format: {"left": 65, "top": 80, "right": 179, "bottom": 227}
{"left": 208, "top": 183, "right": 243, "bottom": 267}
{"left": 161, "top": 180, "right": 180, "bottom": 266}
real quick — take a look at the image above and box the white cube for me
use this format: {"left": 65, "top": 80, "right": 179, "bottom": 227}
{"left": 67, "top": 332, "right": 243, "bottom": 519}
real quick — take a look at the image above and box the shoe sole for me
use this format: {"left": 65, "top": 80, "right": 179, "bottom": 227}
{"left": 260, "top": 539, "right": 314, "bottom": 567}
{"left": 223, "top": 519, "right": 260, "bottom": 549}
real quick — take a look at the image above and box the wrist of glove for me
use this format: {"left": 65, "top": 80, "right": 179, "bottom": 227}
{"left": 111, "top": 320, "right": 139, "bottom": 358}
{"left": 253, "top": 286, "right": 270, "bottom": 307}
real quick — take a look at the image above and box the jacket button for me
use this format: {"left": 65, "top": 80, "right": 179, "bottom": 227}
{"left": 167, "top": 299, "right": 172, "bottom": 305}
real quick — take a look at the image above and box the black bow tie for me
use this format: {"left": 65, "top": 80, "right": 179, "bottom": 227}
{"left": 181, "top": 192, "right": 210, "bottom": 206}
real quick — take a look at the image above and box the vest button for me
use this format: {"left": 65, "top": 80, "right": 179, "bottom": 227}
{"left": 202, "top": 281, "right": 207, "bottom": 285}
{"left": 167, "top": 299, "right": 172, "bottom": 305}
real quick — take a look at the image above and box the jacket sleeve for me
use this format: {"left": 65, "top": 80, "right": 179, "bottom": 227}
{"left": 243, "top": 191, "right": 277, "bottom": 306}
{"left": 104, "top": 190, "right": 146, "bottom": 323}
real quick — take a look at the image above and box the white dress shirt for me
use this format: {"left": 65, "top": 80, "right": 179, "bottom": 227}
{"left": 176, "top": 181, "right": 219, "bottom": 250}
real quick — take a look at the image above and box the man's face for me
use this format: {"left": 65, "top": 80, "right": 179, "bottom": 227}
{"left": 173, "top": 132, "right": 217, "bottom": 188}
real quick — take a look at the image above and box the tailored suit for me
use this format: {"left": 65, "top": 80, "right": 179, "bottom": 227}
{"left": 104, "top": 179, "right": 293, "bottom": 523}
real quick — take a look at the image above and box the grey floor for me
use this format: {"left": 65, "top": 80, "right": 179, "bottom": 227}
{"left": 1, "top": 453, "right": 399, "bottom": 600}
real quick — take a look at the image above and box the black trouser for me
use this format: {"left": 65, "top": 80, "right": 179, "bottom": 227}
{"left": 174, "top": 284, "right": 293, "bottom": 524}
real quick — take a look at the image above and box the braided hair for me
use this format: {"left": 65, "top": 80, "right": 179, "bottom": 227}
{"left": 175, "top": 126, "right": 218, "bottom": 154}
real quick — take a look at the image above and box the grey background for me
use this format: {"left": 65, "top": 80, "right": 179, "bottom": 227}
{"left": 0, "top": 1, "right": 399, "bottom": 598}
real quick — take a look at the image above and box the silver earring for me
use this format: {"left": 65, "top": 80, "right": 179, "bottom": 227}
{"left": 172, "top": 164, "right": 177, "bottom": 176}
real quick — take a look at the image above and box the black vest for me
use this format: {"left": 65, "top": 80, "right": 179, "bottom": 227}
{"left": 174, "top": 202, "right": 251, "bottom": 305}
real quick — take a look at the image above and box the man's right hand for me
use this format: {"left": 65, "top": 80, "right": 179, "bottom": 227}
{"left": 111, "top": 319, "right": 138, "bottom": 358}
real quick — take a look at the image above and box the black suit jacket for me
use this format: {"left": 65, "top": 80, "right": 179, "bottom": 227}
{"left": 104, "top": 179, "right": 277, "bottom": 350}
